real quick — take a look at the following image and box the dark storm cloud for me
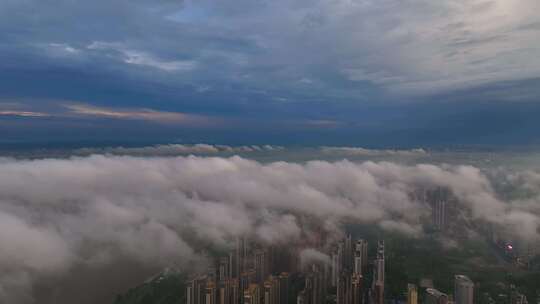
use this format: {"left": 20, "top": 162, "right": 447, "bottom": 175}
{"left": 3, "top": 0, "right": 540, "bottom": 100}
{"left": 1, "top": 0, "right": 540, "bottom": 144}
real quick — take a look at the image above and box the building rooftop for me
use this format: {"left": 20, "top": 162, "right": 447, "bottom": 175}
{"left": 426, "top": 288, "right": 448, "bottom": 298}
{"left": 455, "top": 275, "right": 474, "bottom": 285}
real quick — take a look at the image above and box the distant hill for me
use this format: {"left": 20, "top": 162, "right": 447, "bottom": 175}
{"left": 113, "top": 268, "right": 186, "bottom": 304}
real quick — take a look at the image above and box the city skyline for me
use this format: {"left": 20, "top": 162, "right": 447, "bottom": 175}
{"left": 184, "top": 233, "right": 490, "bottom": 304}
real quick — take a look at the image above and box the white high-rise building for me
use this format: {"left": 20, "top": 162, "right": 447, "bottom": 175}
{"left": 454, "top": 275, "right": 474, "bottom": 304}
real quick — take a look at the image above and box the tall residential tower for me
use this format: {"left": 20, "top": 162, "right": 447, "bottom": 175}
{"left": 454, "top": 275, "right": 474, "bottom": 304}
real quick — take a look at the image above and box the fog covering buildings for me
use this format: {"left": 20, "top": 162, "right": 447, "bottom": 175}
{"left": 185, "top": 234, "right": 486, "bottom": 304}
{"left": 187, "top": 234, "right": 380, "bottom": 304}
{"left": 0, "top": 152, "right": 539, "bottom": 303}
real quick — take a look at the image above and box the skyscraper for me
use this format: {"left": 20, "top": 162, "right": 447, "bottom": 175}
{"left": 454, "top": 275, "right": 474, "bottom": 304}
{"left": 354, "top": 240, "right": 368, "bottom": 276}
{"left": 337, "top": 241, "right": 345, "bottom": 271}
{"left": 187, "top": 275, "right": 209, "bottom": 304}
{"left": 351, "top": 274, "right": 363, "bottom": 304}
{"left": 219, "top": 278, "right": 237, "bottom": 304}
{"left": 206, "top": 281, "right": 218, "bottom": 304}
{"left": 337, "top": 272, "right": 352, "bottom": 304}
{"left": 407, "top": 284, "right": 418, "bottom": 304}
{"left": 264, "top": 277, "right": 280, "bottom": 304}
{"left": 231, "top": 278, "right": 240, "bottom": 304}
{"left": 371, "top": 241, "right": 385, "bottom": 304}
{"left": 345, "top": 234, "right": 353, "bottom": 269}
{"left": 431, "top": 187, "right": 448, "bottom": 231}
{"left": 433, "top": 200, "right": 446, "bottom": 230}
{"left": 229, "top": 252, "right": 237, "bottom": 279}
{"left": 240, "top": 270, "right": 256, "bottom": 304}
{"left": 254, "top": 249, "right": 268, "bottom": 284}
{"left": 302, "top": 264, "right": 327, "bottom": 304}
{"left": 278, "top": 272, "right": 290, "bottom": 304}
{"left": 236, "top": 237, "right": 245, "bottom": 279}
{"left": 331, "top": 251, "right": 339, "bottom": 287}
{"left": 372, "top": 241, "right": 384, "bottom": 286}
{"left": 219, "top": 257, "right": 230, "bottom": 282}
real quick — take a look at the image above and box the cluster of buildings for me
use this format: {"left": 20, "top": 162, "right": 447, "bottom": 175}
{"left": 328, "top": 236, "right": 379, "bottom": 304}
{"left": 412, "top": 187, "right": 453, "bottom": 232}
{"left": 185, "top": 234, "right": 386, "bottom": 304}
{"left": 185, "top": 234, "right": 484, "bottom": 304}
{"left": 186, "top": 187, "right": 459, "bottom": 304}
{"left": 186, "top": 238, "right": 296, "bottom": 304}
{"left": 406, "top": 275, "right": 474, "bottom": 304}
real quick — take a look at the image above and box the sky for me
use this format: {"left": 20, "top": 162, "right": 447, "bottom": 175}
{"left": 1, "top": 0, "right": 540, "bottom": 147}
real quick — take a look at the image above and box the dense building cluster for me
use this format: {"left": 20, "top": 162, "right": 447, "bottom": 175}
{"left": 185, "top": 232, "right": 510, "bottom": 304}
{"left": 186, "top": 238, "right": 297, "bottom": 304}
{"left": 185, "top": 232, "right": 388, "bottom": 304}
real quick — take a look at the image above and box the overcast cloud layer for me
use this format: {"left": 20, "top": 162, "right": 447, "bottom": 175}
{"left": 1, "top": 0, "right": 540, "bottom": 145}
{"left": 0, "top": 154, "right": 539, "bottom": 303}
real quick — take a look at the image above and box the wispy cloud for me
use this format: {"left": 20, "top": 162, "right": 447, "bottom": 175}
{"left": 0, "top": 102, "right": 50, "bottom": 118}
{"left": 87, "top": 41, "right": 197, "bottom": 72}
{"left": 64, "top": 104, "right": 214, "bottom": 126}
{"left": 46, "top": 43, "right": 79, "bottom": 54}
{"left": 122, "top": 50, "right": 196, "bottom": 72}
{"left": 0, "top": 111, "right": 50, "bottom": 117}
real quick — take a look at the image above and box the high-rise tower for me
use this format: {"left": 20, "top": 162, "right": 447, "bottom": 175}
{"left": 371, "top": 241, "right": 384, "bottom": 304}
{"left": 407, "top": 284, "right": 418, "bottom": 304}
{"left": 454, "top": 275, "right": 474, "bottom": 304}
